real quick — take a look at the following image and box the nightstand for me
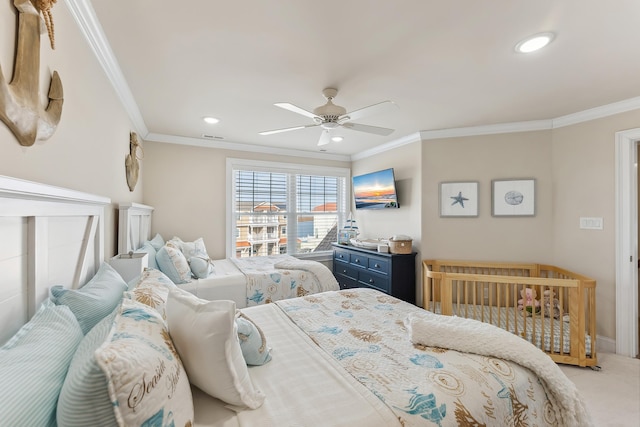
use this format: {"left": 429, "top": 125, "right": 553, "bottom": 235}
{"left": 109, "top": 252, "right": 148, "bottom": 282}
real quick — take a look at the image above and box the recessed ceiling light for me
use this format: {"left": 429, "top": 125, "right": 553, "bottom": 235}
{"left": 203, "top": 116, "right": 219, "bottom": 124}
{"left": 331, "top": 136, "right": 344, "bottom": 142}
{"left": 515, "top": 32, "right": 555, "bottom": 53}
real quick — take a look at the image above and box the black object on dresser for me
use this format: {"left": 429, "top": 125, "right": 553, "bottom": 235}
{"left": 332, "top": 243, "right": 417, "bottom": 304}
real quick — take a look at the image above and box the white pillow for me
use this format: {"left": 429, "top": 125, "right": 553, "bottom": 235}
{"left": 168, "top": 236, "right": 209, "bottom": 259}
{"left": 166, "top": 287, "right": 265, "bottom": 409}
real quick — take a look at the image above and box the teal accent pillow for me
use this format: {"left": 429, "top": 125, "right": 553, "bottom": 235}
{"left": 148, "top": 233, "right": 165, "bottom": 251}
{"left": 189, "top": 256, "right": 215, "bottom": 279}
{"left": 57, "top": 309, "right": 118, "bottom": 427}
{"left": 0, "top": 300, "right": 83, "bottom": 427}
{"left": 236, "top": 313, "right": 272, "bottom": 366}
{"left": 135, "top": 241, "right": 159, "bottom": 270}
{"left": 156, "top": 245, "right": 192, "bottom": 284}
{"left": 50, "top": 262, "right": 128, "bottom": 334}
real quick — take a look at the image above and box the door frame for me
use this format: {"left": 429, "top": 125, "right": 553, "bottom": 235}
{"left": 615, "top": 128, "right": 639, "bottom": 357}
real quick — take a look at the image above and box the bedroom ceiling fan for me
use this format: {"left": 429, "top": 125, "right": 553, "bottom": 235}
{"left": 259, "top": 88, "right": 397, "bottom": 146}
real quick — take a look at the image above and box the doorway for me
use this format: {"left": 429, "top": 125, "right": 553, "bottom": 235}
{"left": 615, "top": 128, "right": 639, "bottom": 357}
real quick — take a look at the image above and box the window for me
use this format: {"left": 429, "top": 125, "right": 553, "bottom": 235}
{"left": 227, "top": 159, "right": 349, "bottom": 258}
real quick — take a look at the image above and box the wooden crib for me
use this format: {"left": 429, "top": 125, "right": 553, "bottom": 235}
{"left": 422, "top": 260, "right": 597, "bottom": 367}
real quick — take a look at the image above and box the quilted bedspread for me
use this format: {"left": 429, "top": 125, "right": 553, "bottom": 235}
{"left": 230, "top": 255, "right": 338, "bottom": 307}
{"left": 275, "top": 288, "right": 564, "bottom": 427}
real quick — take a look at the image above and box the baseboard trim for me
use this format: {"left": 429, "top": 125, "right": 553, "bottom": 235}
{"left": 597, "top": 335, "right": 616, "bottom": 354}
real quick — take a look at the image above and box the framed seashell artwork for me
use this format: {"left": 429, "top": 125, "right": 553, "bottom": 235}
{"left": 492, "top": 179, "right": 535, "bottom": 216}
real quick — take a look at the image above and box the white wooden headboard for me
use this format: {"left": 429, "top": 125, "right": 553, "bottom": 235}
{"left": 118, "top": 202, "right": 154, "bottom": 254}
{"left": 0, "top": 175, "right": 110, "bottom": 345}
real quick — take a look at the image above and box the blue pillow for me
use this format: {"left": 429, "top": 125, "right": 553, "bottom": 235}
{"left": 156, "top": 245, "right": 192, "bottom": 284}
{"left": 236, "top": 313, "right": 272, "bottom": 366}
{"left": 148, "top": 233, "right": 165, "bottom": 251}
{"left": 135, "top": 241, "right": 159, "bottom": 270}
{"left": 50, "top": 262, "right": 127, "bottom": 334}
{"left": 0, "top": 300, "right": 83, "bottom": 427}
{"left": 189, "top": 256, "right": 215, "bottom": 279}
{"left": 57, "top": 308, "right": 118, "bottom": 427}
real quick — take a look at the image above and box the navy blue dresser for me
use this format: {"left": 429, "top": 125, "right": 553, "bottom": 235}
{"left": 332, "top": 243, "right": 417, "bottom": 304}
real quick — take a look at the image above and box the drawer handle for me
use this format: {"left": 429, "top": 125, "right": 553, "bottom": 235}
{"left": 374, "top": 263, "right": 380, "bottom": 268}
{"left": 369, "top": 278, "right": 374, "bottom": 284}
{"left": 355, "top": 258, "right": 360, "bottom": 263}
{"left": 343, "top": 269, "right": 347, "bottom": 274}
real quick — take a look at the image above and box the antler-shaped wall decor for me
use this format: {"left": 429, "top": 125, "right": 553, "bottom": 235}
{"left": 0, "top": 0, "right": 63, "bottom": 146}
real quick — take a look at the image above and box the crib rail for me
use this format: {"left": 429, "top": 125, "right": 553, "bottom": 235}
{"left": 422, "top": 260, "right": 597, "bottom": 367}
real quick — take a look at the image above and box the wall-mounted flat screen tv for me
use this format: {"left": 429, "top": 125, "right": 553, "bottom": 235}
{"left": 352, "top": 168, "right": 399, "bottom": 210}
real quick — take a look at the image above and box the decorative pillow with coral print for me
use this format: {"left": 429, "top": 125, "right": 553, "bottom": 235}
{"left": 126, "top": 269, "right": 176, "bottom": 319}
{"left": 95, "top": 298, "right": 193, "bottom": 427}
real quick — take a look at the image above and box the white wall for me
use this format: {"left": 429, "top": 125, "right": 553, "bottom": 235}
{"left": 0, "top": 2, "right": 142, "bottom": 257}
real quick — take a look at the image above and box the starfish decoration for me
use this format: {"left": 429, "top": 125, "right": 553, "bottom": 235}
{"left": 450, "top": 191, "right": 468, "bottom": 208}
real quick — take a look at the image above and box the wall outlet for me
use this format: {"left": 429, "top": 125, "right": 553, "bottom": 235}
{"left": 579, "top": 217, "right": 603, "bottom": 230}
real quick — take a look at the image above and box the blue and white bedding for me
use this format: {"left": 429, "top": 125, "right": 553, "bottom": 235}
{"left": 268, "top": 288, "right": 589, "bottom": 427}
{"left": 229, "top": 255, "right": 339, "bottom": 306}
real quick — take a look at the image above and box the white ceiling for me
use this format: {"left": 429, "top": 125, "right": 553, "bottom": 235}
{"left": 83, "top": 0, "right": 640, "bottom": 159}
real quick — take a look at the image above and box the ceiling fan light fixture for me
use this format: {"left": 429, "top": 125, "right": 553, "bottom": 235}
{"left": 321, "top": 122, "right": 340, "bottom": 130}
{"left": 202, "top": 116, "right": 220, "bottom": 124}
{"left": 515, "top": 32, "right": 555, "bottom": 53}
{"left": 331, "top": 136, "right": 343, "bottom": 142}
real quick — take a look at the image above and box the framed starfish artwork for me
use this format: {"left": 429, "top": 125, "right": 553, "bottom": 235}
{"left": 439, "top": 181, "right": 478, "bottom": 217}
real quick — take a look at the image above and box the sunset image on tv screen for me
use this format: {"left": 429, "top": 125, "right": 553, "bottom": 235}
{"left": 353, "top": 168, "right": 398, "bottom": 209}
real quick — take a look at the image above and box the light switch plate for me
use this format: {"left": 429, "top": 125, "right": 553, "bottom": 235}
{"left": 579, "top": 217, "right": 603, "bottom": 230}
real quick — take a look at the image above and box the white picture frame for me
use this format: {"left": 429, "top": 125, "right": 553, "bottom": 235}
{"left": 492, "top": 179, "right": 535, "bottom": 217}
{"left": 439, "top": 181, "right": 479, "bottom": 217}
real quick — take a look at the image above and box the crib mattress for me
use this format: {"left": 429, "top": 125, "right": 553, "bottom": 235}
{"left": 432, "top": 302, "right": 592, "bottom": 356}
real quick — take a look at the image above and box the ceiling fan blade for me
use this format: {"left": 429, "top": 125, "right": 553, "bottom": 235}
{"left": 341, "top": 101, "right": 397, "bottom": 122}
{"left": 342, "top": 122, "right": 395, "bottom": 136}
{"left": 317, "top": 130, "right": 332, "bottom": 146}
{"left": 259, "top": 123, "right": 319, "bottom": 136}
{"left": 274, "top": 102, "right": 320, "bottom": 119}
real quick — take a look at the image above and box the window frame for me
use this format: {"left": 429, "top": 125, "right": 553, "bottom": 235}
{"left": 226, "top": 158, "right": 350, "bottom": 259}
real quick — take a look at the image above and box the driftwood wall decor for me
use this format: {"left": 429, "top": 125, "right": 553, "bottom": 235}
{"left": 0, "top": 0, "right": 63, "bottom": 146}
{"left": 125, "top": 132, "right": 142, "bottom": 191}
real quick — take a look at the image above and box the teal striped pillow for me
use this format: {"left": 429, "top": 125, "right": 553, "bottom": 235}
{"left": 0, "top": 300, "right": 83, "bottom": 427}
{"left": 56, "top": 308, "right": 118, "bottom": 427}
{"left": 50, "top": 262, "right": 127, "bottom": 334}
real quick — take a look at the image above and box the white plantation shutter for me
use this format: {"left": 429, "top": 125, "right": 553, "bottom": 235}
{"left": 228, "top": 159, "right": 349, "bottom": 257}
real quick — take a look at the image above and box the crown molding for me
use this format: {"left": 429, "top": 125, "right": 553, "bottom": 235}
{"left": 552, "top": 96, "right": 640, "bottom": 128}
{"left": 420, "top": 120, "right": 552, "bottom": 141}
{"left": 145, "top": 133, "right": 351, "bottom": 162}
{"left": 64, "top": 0, "right": 148, "bottom": 137}
{"left": 350, "top": 132, "right": 422, "bottom": 161}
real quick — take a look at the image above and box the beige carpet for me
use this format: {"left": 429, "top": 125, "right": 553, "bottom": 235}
{"left": 559, "top": 352, "right": 640, "bottom": 427}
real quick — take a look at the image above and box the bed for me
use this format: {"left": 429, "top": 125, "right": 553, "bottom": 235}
{"left": 0, "top": 177, "right": 593, "bottom": 427}
{"left": 117, "top": 202, "right": 338, "bottom": 308}
{"left": 422, "top": 259, "right": 598, "bottom": 368}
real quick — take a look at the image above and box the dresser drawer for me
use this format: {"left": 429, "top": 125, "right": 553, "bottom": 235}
{"left": 334, "top": 263, "right": 359, "bottom": 280}
{"left": 334, "top": 248, "right": 350, "bottom": 263}
{"left": 358, "top": 270, "right": 390, "bottom": 293}
{"left": 367, "top": 257, "right": 389, "bottom": 275}
{"left": 349, "top": 253, "right": 368, "bottom": 268}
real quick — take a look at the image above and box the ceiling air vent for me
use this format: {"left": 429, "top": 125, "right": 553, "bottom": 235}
{"left": 201, "top": 134, "right": 224, "bottom": 140}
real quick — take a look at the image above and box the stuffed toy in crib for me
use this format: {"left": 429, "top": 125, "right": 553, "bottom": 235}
{"left": 518, "top": 288, "right": 540, "bottom": 316}
{"left": 542, "top": 289, "right": 562, "bottom": 319}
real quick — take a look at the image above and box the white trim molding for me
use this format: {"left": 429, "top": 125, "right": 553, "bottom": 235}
{"left": 615, "top": 128, "right": 639, "bottom": 357}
